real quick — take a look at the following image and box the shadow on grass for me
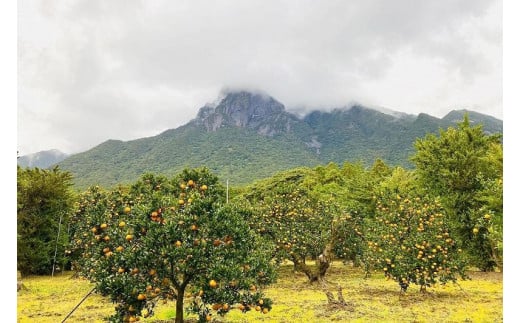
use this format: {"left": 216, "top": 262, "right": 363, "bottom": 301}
{"left": 353, "top": 283, "right": 470, "bottom": 311}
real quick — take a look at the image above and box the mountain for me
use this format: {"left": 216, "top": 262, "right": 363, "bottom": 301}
{"left": 441, "top": 109, "right": 503, "bottom": 134}
{"left": 57, "top": 91, "right": 502, "bottom": 190}
{"left": 195, "top": 91, "right": 304, "bottom": 135}
{"left": 18, "top": 149, "right": 69, "bottom": 169}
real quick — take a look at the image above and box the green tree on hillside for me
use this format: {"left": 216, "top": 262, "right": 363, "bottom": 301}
{"left": 410, "top": 115, "right": 502, "bottom": 271}
{"left": 17, "top": 166, "right": 75, "bottom": 275}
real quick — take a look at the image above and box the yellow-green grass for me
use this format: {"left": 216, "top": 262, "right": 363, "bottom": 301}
{"left": 17, "top": 263, "right": 502, "bottom": 322}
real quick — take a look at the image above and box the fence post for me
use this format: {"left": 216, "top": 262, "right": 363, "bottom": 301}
{"left": 52, "top": 212, "right": 63, "bottom": 277}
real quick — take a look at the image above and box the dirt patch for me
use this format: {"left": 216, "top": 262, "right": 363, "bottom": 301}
{"left": 466, "top": 270, "right": 503, "bottom": 282}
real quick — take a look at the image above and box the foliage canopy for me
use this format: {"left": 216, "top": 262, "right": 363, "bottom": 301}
{"left": 17, "top": 166, "right": 74, "bottom": 275}
{"left": 70, "top": 168, "right": 276, "bottom": 323}
{"left": 411, "top": 115, "right": 503, "bottom": 270}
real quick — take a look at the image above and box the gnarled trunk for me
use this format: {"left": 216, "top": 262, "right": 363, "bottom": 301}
{"left": 292, "top": 257, "right": 319, "bottom": 282}
{"left": 317, "top": 245, "right": 332, "bottom": 279}
{"left": 324, "top": 283, "right": 347, "bottom": 306}
{"left": 292, "top": 244, "right": 333, "bottom": 283}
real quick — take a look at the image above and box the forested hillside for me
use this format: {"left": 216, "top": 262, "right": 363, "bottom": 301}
{"left": 55, "top": 91, "right": 502, "bottom": 189}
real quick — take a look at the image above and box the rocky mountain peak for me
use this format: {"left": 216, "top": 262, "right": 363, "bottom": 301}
{"left": 194, "top": 91, "right": 297, "bottom": 136}
{"left": 215, "top": 91, "right": 285, "bottom": 124}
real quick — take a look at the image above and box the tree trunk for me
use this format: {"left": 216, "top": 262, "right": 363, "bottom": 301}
{"left": 490, "top": 244, "right": 503, "bottom": 272}
{"left": 317, "top": 244, "right": 332, "bottom": 280}
{"left": 175, "top": 286, "right": 185, "bottom": 323}
{"left": 317, "top": 255, "right": 330, "bottom": 280}
{"left": 17, "top": 271, "right": 23, "bottom": 291}
{"left": 292, "top": 244, "right": 332, "bottom": 283}
{"left": 324, "top": 284, "right": 347, "bottom": 306}
{"left": 321, "top": 279, "right": 351, "bottom": 310}
{"left": 292, "top": 256, "right": 318, "bottom": 282}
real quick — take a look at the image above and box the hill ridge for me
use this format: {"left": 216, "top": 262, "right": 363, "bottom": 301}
{"left": 25, "top": 90, "right": 501, "bottom": 189}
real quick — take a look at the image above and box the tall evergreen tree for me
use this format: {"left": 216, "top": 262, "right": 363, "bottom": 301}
{"left": 410, "top": 115, "right": 502, "bottom": 270}
{"left": 17, "top": 166, "right": 74, "bottom": 275}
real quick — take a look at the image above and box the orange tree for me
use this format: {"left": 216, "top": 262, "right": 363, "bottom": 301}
{"left": 251, "top": 185, "right": 336, "bottom": 282}
{"left": 471, "top": 175, "right": 503, "bottom": 271}
{"left": 70, "top": 168, "right": 276, "bottom": 323}
{"left": 238, "top": 167, "right": 363, "bottom": 283}
{"left": 363, "top": 191, "right": 468, "bottom": 292}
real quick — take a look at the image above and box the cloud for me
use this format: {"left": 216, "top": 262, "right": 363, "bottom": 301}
{"left": 17, "top": 0, "right": 502, "bottom": 155}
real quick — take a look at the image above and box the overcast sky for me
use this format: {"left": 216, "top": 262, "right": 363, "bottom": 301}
{"left": 17, "top": 0, "right": 502, "bottom": 155}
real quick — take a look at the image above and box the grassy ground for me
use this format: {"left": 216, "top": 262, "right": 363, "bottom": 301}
{"left": 17, "top": 262, "right": 503, "bottom": 322}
